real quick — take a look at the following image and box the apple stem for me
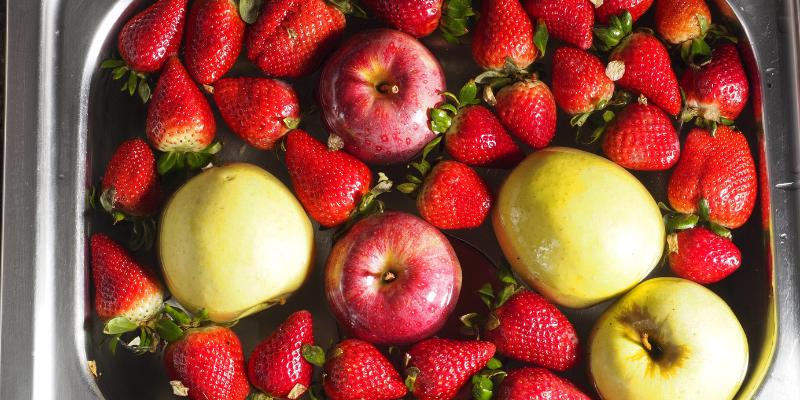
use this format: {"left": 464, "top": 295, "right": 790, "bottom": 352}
{"left": 378, "top": 83, "right": 400, "bottom": 95}
{"left": 641, "top": 332, "right": 653, "bottom": 351}
{"left": 382, "top": 271, "right": 397, "bottom": 283}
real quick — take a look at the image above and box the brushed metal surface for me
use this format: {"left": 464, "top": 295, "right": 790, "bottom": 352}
{"left": 1, "top": 0, "right": 799, "bottom": 399}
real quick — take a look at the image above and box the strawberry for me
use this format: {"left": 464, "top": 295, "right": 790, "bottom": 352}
{"left": 362, "top": 0, "right": 443, "bottom": 37}
{"left": 594, "top": 0, "right": 654, "bottom": 24}
{"left": 248, "top": 310, "right": 314, "bottom": 399}
{"left": 667, "top": 125, "right": 757, "bottom": 229}
{"left": 212, "top": 77, "right": 300, "bottom": 151}
{"left": 497, "top": 367, "right": 590, "bottom": 400}
{"left": 404, "top": 338, "right": 496, "bottom": 400}
{"left": 146, "top": 57, "right": 217, "bottom": 173}
{"left": 681, "top": 43, "right": 749, "bottom": 122}
{"left": 408, "top": 160, "right": 492, "bottom": 230}
{"left": 668, "top": 227, "right": 742, "bottom": 283}
{"left": 90, "top": 234, "right": 163, "bottom": 323}
{"left": 607, "top": 32, "right": 682, "bottom": 116}
{"left": 654, "top": 0, "right": 711, "bottom": 45}
{"left": 99, "top": 138, "right": 161, "bottom": 219}
{"left": 523, "top": 0, "right": 594, "bottom": 50}
{"left": 184, "top": 0, "right": 245, "bottom": 85}
{"left": 472, "top": 0, "right": 539, "bottom": 70}
{"left": 494, "top": 80, "right": 557, "bottom": 149}
{"left": 551, "top": 46, "right": 614, "bottom": 116}
{"left": 484, "top": 290, "right": 578, "bottom": 371}
{"left": 322, "top": 339, "right": 408, "bottom": 400}
{"left": 245, "top": 0, "right": 348, "bottom": 78}
{"left": 164, "top": 326, "right": 250, "bottom": 400}
{"left": 285, "top": 130, "right": 378, "bottom": 227}
{"left": 601, "top": 101, "right": 680, "bottom": 170}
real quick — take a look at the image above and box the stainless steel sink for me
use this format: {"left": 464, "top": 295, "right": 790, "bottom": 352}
{"left": 2, "top": 0, "right": 799, "bottom": 398}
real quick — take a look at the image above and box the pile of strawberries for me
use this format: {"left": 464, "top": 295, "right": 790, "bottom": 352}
{"left": 91, "top": 0, "right": 758, "bottom": 399}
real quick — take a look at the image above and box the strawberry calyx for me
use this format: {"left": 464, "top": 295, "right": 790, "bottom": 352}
{"left": 659, "top": 199, "right": 732, "bottom": 238}
{"left": 104, "top": 305, "right": 214, "bottom": 355}
{"left": 470, "top": 357, "right": 506, "bottom": 400}
{"left": 101, "top": 57, "right": 152, "bottom": 103}
{"left": 429, "top": 80, "right": 482, "bottom": 135}
{"left": 93, "top": 189, "right": 158, "bottom": 251}
{"left": 594, "top": 11, "right": 633, "bottom": 52}
{"left": 440, "top": 0, "right": 476, "bottom": 44}
{"left": 680, "top": 100, "right": 735, "bottom": 134}
{"left": 396, "top": 136, "right": 444, "bottom": 195}
{"left": 157, "top": 142, "right": 223, "bottom": 175}
{"left": 573, "top": 91, "right": 633, "bottom": 144}
{"left": 326, "top": 0, "right": 368, "bottom": 18}
{"left": 460, "top": 262, "right": 522, "bottom": 338}
{"left": 333, "top": 172, "right": 394, "bottom": 237}
{"left": 678, "top": 17, "right": 737, "bottom": 67}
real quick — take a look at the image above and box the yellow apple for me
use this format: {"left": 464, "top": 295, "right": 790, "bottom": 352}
{"left": 493, "top": 147, "right": 664, "bottom": 308}
{"left": 589, "top": 277, "right": 748, "bottom": 400}
{"left": 159, "top": 163, "right": 314, "bottom": 322}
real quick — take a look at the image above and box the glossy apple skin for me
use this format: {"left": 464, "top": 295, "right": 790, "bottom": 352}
{"left": 589, "top": 277, "right": 748, "bottom": 400}
{"left": 324, "top": 211, "right": 462, "bottom": 345}
{"left": 318, "top": 29, "right": 445, "bottom": 165}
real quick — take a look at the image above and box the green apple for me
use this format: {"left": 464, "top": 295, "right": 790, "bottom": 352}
{"left": 159, "top": 163, "right": 314, "bottom": 322}
{"left": 492, "top": 147, "right": 664, "bottom": 308}
{"left": 589, "top": 277, "right": 748, "bottom": 400}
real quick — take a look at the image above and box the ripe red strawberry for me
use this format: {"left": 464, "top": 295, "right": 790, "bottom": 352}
{"left": 118, "top": 0, "right": 188, "bottom": 73}
{"left": 442, "top": 105, "right": 524, "bottom": 169}
{"left": 654, "top": 0, "right": 711, "bottom": 45}
{"left": 497, "top": 367, "right": 590, "bottom": 400}
{"left": 164, "top": 326, "right": 250, "bottom": 400}
{"left": 594, "top": 0, "right": 654, "bottom": 24}
{"left": 248, "top": 310, "right": 314, "bottom": 399}
{"left": 668, "top": 227, "right": 742, "bottom": 284}
{"left": 212, "top": 77, "right": 300, "bottom": 150}
{"left": 90, "top": 234, "right": 163, "bottom": 323}
{"left": 681, "top": 43, "right": 749, "bottom": 122}
{"left": 667, "top": 126, "right": 757, "bottom": 229}
{"left": 322, "top": 339, "right": 407, "bottom": 400}
{"left": 284, "top": 130, "right": 374, "bottom": 227}
{"left": 472, "top": 0, "right": 538, "bottom": 70}
{"left": 245, "top": 0, "right": 347, "bottom": 78}
{"left": 601, "top": 101, "right": 680, "bottom": 170}
{"left": 494, "top": 80, "right": 557, "bottom": 149}
{"left": 362, "top": 0, "right": 443, "bottom": 37}
{"left": 523, "top": 0, "right": 594, "bottom": 50}
{"left": 608, "top": 32, "right": 682, "bottom": 116}
{"left": 484, "top": 290, "right": 578, "bottom": 371}
{"left": 416, "top": 161, "right": 492, "bottom": 230}
{"left": 146, "top": 57, "right": 216, "bottom": 155}
{"left": 551, "top": 46, "right": 614, "bottom": 115}
{"left": 100, "top": 138, "right": 161, "bottom": 218}
{"left": 405, "top": 338, "right": 496, "bottom": 400}
{"left": 184, "top": 0, "right": 245, "bottom": 85}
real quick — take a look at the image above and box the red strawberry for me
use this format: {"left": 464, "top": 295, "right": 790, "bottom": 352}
{"left": 681, "top": 43, "right": 749, "bottom": 122}
{"left": 668, "top": 227, "right": 742, "bottom": 283}
{"left": 594, "top": 0, "right": 654, "bottom": 24}
{"left": 118, "top": 0, "right": 188, "bottom": 73}
{"left": 523, "top": 0, "right": 594, "bottom": 50}
{"left": 601, "top": 101, "right": 680, "bottom": 170}
{"left": 472, "top": 0, "right": 538, "bottom": 70}
{"left": 667, "top": 125, "right": 757, "bottom": 229}
{"left": 284, "top": 130, "right": 374, "bottom": 227}
{"left": 322, "top": 339, "right": 407, "bottom": 400}
{"left": 415, "top": 161, "right": 492, "bottom": 230}
{"left": 245, "top": 0, "right": 347, "bottom": 78}
{"left": 146, "top": 57, "right": 216, "bottom": 156}
{"left": 405, "top": 338, "right": 496, "bottom": 400}
{"left": 164, "top": 326, "right": 250, "bottom": 400}
{"left": 212, "top": 77, "right": 300, "bottom": 150}
{"left": 362, "top": 0, "right": 443, "bottom": 37}
{"left": 100, "top": 138, "right": 161, "bottom": 218}
{"left": 494, "top": 80, "right": 557, "bottom": 149}
{"left": 90, "top": 234, "right": 163, "bottom": 323}
{"left": 497, "top": 367, "right": 590, "bottom": 400}
{"left": 484, "top": 290, "right": 578, "bottom": 371}
{"left": 184, "top": 0, "right": 245, "bottom": 85}
{"left": 551, "top": 46, "right": 614, "bottom": 115}
{"left": 654, "top": 0, "right": 711, "bottom": 45}
{"left": 608, "top": 32, "right": 682, "bottom": 116}
{"left": 440, "top": 104, "right": 524, "bottom": 169}
{"left": 248, "top": 310, "right": 314, "bottom": 399}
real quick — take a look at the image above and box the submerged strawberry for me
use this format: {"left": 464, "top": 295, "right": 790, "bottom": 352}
{"left": 322, "top": 339, "right": 408, "bottom": 400}
{"left": 601, "top": 101, "right": 680, "bottom": 171}
{"left": 100, "top": 138, "right": 161, "bottom": 219}
{"left": 415, "top": 161, "right": 493, "bottom": 230}
{"left": 681, "top": 43, "right": 749, "bottom": 123}
{"left": 523, "top": 0, "right": 594, "bottom": 50}
{"left": 184, "top": 0, "right": 245, "bottom": 85}
{"left": 472, "top": 0, "right": 540, "bottom": 70}
{"left": 497, "top": 367, "right": 590, "bottom": 399}
{"left": 551, "top": 46, "right": 615, "bottom": 116}
{"left": 668, "top": 227, "right": 742, "bottom": 284}
{"left": 404, "top": 338, "right": 496, "bottom": 400}
{"left": 494, "top": 80, "right": 558, "bottom": 149}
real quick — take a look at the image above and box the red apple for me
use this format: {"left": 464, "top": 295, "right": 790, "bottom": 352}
{"left": 319, "top": 29, "right": 446, "bottom": 165}
{"left": 324, "top": 211, "right": 462, "bottom": 345}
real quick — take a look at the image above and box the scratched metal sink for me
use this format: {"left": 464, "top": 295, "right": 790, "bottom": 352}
{"left": 2, "top": 0, "right": 800, "bottom": 398}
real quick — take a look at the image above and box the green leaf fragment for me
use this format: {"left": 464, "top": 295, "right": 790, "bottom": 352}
{"left": 458, "top": 81, "right": 479, "bottom": 106}
{"left": 137, "top": 79, "right": 151, "bottom": 103}
{"left": 101, "top": 58, "right": 126, "bottom": 69}
{"left": 698, "top": 198, "right": 711, "bottom": 221}
{"left": 486, "top": 357, "right": 503, "bottom": 370}
{"left": 534, "top": 20, "right": 549, "bottom": 57}
{"left": 238, "top": 0, "right": 263, "bottom": 24}
{"left": 127, "top": 71, "right": 137, "bottom": 96}
{"left": 301, "top": 344, "right": 326, "bottom": 367}
{"left": 104, "top": 317, "right": 138, "bottom": 335}
{"left": 396, "top": 182, "right": 418, "bottom": 194}
{"left": 155, "top": 318, "right": 184, "bottom": 343}
{"left": 157, "top": 152, "right": 179, "bottom": 175}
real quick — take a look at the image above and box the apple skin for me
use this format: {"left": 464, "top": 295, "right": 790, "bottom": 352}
{"left": 493, "top": 147, "right": 664, "bottom": 308}
{"left": 324, "top": 211, "right": 462, "bottom": 345}
{"left": 589, "top": 277, "right": 748, "bottom": 400}
{"left": 159, "top": 163, "right": 314, "bottom": 323}
{"left": 318, "top": 29, "right": 446, "bottom": 165}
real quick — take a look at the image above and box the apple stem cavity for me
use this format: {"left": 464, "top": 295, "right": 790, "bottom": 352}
{"left": 377, "top": 83, "right": 400, "bottom": 95}
{"left": 640, "top": 332, "right": 665, "bottom": 360}
{"left": 382, "top": 271, "right": 397, "bottom": 283}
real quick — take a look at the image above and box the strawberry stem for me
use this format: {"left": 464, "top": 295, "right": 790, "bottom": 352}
{"left": 440, "top": 0, "right": 475, "bottom": 44}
